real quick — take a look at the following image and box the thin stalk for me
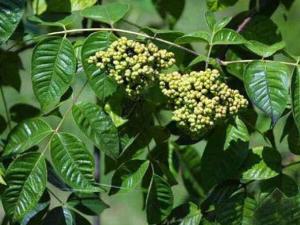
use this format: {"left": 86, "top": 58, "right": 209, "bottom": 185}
{"left": 283, "top": 160, "right": 300, "bottom": 169}
{"left": 205, "top": 29, "right": 215, "bottom": 69}
{"left": 219, "top": 59, "right": 299, "bottom": 67}
{"left": 45, "top": 28, "right": 199, "bottom": 56}
{"left": 11, "top": 27, "right": 300, "bottom": 69}
{"left": 0, "top": 86, "right": 11, "bottom": 130}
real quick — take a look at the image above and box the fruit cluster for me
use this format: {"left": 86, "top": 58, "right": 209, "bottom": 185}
{"left": 88, "top": 37, "right": 176, "bottom": 97}
{"left": 159, "top": 69, "right": 248, "bottom": 136}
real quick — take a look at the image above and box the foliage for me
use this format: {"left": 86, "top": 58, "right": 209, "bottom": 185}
{"left": 0, "top": 0, "right": 300, "bottom": 224}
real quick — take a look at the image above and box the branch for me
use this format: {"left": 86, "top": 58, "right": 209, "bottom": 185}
{"left": 219, "top": 59, "right": 299, "bottom": 67}
{"left": 45, "top": 28, "right": 199, "bottom": 56}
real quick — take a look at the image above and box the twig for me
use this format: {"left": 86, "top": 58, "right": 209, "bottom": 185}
{"left": 219, "top": 59, "right": 299, "bottom": 67}
{"left": 45, "top": 28, "right": 199, "bottom": 56}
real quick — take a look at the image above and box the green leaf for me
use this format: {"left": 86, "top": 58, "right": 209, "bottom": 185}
{"left": 241, "top": 147, "right": 281, "bottom": 180}
{"left": 0, "top": 114, "right": 6, "bottom": 135}
{"left": 20, "top": 191, "right": 50, "bottom": 225}
{"left": 225, "top": 48, "right": 245, "bottom": 80}
{"left": 32, "top": 37, "right": 76, "bottom": 112}
{"left": 72, "top": 102, "right": 120, "bottom": 159}
{"left": 0, "top": 166, "right": 6, "bottom": 185}
{"left": 152, "top": 0, "right": 185, "bottom": 28}
{"left": 50, "top": 132, "right": 99, "bottom": 192}
{"left": 180, "top": 202, "right": 202, "bottom": 225}
{"left": 81, "top": 32, "right": 118, "bottom": 101}
{"left": 146, "top": 174, "right": 174, "bottom": 224}
{"left": 10, "top": 103, "right": 40, "bottom": 123}
{"left": 260, "top": 174, "right": 299, "bottom": 197}
{"left": 43, "top": 207, "right": 73, "bottom": 225}
{"left": 3, "top": 118, "right": 52, "bottom": 157}
{"left": 287, "top": 121, "right": 300, "bottom": 154}
{"left": 213, "top": 28, "right": 246, "bottom": 45}
{"left": 215, "top": 16, "right": 232, "bottom": 31}
{"left": 0, "top": 50, "right": 22, "bottom": 91}
{"left": 175, "top": 31, "right": 210, "bottom": 44}
{"left": 292, "top": 66, "right": 300, "bottom": 132}
{"left": 206, "top": 0, "right": 238, "bottom": 11}
{"left": 104, "top": 99, "right": 128, "bottom": 128}
{"left": 198, "top": 127, "right": 248, "bottom": 192}
{"left": 205, "top": 11, "right": 216, "bottom": 30}
{"left": 215, "top": 192, "right": 256, "bottom": 225}
{"left": 67, "top": 193, "right": 109, "bottom": 216}
{"left": 253, "top": 191, "right": 300, "bottom": 224}
{"left": 244, "top": 61, "right": 290, "bottom": 124}
{"left": 81, "top": 3, "right": 129, "bottom": 25}
{"left": 110, "top": 160, "right": 149, "bottom": 194}
{"left": 175, "top": 145, "right": 204, "bottom": 197}
{"left": 241, "top": 15, "right": 281, "bottom": 45}
{"left": 2, "top": 153, "right": 47, "bottom": 222}
{"left": 28, "top": 14, "right": 77, "bottom": 27}
{"left": 245, "top": 40, "right": 285, "bottom": 58}
{"left": 0, "top": 0, "right": 25, "bottom": 44}
{"left": 32, "top": 0, "right": 97, "bottom": 14}
{"left": 225, "top": 116, "right": 249, "bottom": 149}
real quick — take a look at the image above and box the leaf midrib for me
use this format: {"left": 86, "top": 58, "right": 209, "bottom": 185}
{"left": 54, "top": 133, "right": 95, "bottom": 188}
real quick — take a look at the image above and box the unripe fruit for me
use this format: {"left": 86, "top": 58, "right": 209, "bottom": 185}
{"left": 159, "top": 69, "right": 248, "bottom": 137}
{"left": 88, "top": 37, "right": 175, "bottom": 98}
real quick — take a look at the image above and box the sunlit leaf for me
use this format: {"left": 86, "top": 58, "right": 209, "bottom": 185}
{"left": 20, "top": 191, "right": 50, "bottom": 225}
{"left": 180, "top": 202, "right": 202, "bottom": 225}
{"left": 241, "top": 147, "right": 281, "bottom": 180}
{"left": 110, "top": 160, "right": 149, "bottom": 194}
{"left": 3, "top": 118, "right": 52, "bottom": 157}
{"left": 2, "top": 153, "right": 47, "bottom": 222}
{"left": 245, "top": 40, "right": 285, "bottom": 58}
{"left": 32, "top": 0, "right": 97, "bottom": 14}
{"left": 32, "top": 37, "right": 76, "bottom": 112}
{"left": 206, "top": 0, "right": 238, "bottom": 11}
{"left": 213, "top": 28, "right": 246, "bottom": 45}
{"left": 244, "top": 61, "right": 289, "bottom": 124}
{"left": 0, "top": 0, "right": 25, "bottom": 44}
{"left": 225, "top": 116, "right": 249, "bottom": 149}
{"left": 50, "top": 132, "right": 99, "bottom": 192}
